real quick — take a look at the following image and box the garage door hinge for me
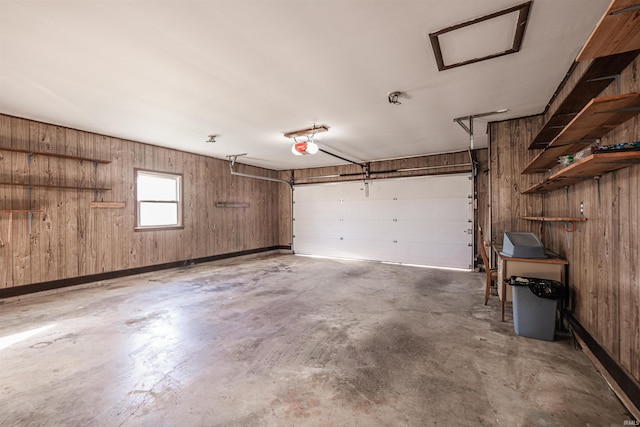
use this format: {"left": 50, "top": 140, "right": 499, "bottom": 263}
{"left": 466, "top": 229, "right": 472, "bottom": 234}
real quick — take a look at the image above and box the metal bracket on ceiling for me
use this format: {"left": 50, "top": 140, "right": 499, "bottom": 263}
{"left": 226, "top": 153, "right": 248, "bottom": 169}
{"left": 225, "top": 153, "right": 292, "bottom": 187}
{"left": 453, "top": 109, "right": 508, "bottom": 150}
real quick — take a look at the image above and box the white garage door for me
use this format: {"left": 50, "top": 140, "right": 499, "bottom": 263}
{"left": 293, "top": 174, "right": 473, "bottom": 269}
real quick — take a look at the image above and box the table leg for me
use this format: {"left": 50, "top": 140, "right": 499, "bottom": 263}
{"left": 501, "top": 280, "right": 506, "bottom": 321}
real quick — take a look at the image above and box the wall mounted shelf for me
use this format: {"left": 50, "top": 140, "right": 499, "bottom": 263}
{"left": 523, "top": 92, "right": 640, "bottom": 173}
{"left": 0, "top": 146, "right": 111, "bottom": 164}
{"left": 0, "top": 182, "right": 111, "bottom": 191}
{"left": 90, "top": 202, "right": 125, "bottom": 209}
{"left": 0, "top": 209, "right": 44, "bottom": 213}
{"left": 522, "top": 151, "right": 640, "bottom": 194}
{"left": 522, "top": 216, "right": 588, "bottom": 222}
{"left": 577, "top": 0, "right": 640, "bottom": 61}
{"left": 528, "top": 50, "right": 639, "bottom": 149}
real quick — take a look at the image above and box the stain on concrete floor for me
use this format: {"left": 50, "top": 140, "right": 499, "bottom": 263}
{"left": 0, "top": 254, "right": 632, "bottom": 426}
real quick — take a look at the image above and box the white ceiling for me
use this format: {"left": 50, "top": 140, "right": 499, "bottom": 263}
{"left": 0, "top": 0, "right": 609, "bottom": 170}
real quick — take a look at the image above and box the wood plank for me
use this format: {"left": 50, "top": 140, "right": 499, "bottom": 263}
{"left": 109, "top": 138, "right": 126, "bottom": 270}
{"left": 90, "top": 202, "right": 125, "bottom": 209}
{"left": 522, "top": 216, "right": 588, "bottom": 222}
{"left": 522, "top": 151, "right": 640, "bottom": 193}
{"left": 215, "top": 202, "right": 250, "bottom": 208}
{"left": 10, "top": 117, "right": 31, "bottom": 287}
{"left": 0, "top": 145, "right": 110, "bottom": 163}
{"left": 633, "top": 163, "right": 640, "bottom": 380}
{"left": 551, "top": 93, "right": 640, "bottom": 144}
{"left": 0, "top": 115, "right": 11, "bottom": 288}
{"left": 530, "top": 51, "right": 638, "bottom": 149}
{"left": 77, "top": 132, "right": 95, "bottom": 277}
{"left": 616, "top": 166, "right": 633, "bottom": 375}
{"left": 524, "top": 93, "right": 640, "bottom": 173}
{"left": 65, "top": 128, "right": 81, "bottom": 281}
{"left": 577, "top": 0, "right": 640, "bottom": 61}
{"left": 0, "top": 182, "right": 112, "bottom": 191}
{"left": 28, "top": 121, "right": 47, "bottom": 284}
{"left": 596, "top": 173, "right": 616, "bottom": 359}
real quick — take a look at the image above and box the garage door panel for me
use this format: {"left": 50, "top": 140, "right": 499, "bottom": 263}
{"left": 394, "top": 221, "right": 470, "bottom": 244}
{"left": 396, "top": 241, "right": 471, "bottom": 268}
{"left": 342, "top": 200, "right": 395, "bottom": 219}
{"left": 338, "top": 238, "right": 398, "bottom": 261}
{"left": 395, "top": 198, "right": 470, "bottom": 221}
{"left": 376, "top": 175, "right": 471, "bottom": 200}
{"left": 294, "top": 202, "right": 342, "bottom": 220}
{"left": 293, "top": 174, "right": 472, "bottom": 269}
{"left": 340, "top": 220, "right": 396, "bottom": 239}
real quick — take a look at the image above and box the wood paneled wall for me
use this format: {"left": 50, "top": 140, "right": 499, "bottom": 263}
{"left": 489, "top": 116, "right": 546, "bottom": 242}
{"left": 489, "top": 55, "right": 640, "bottom": 382}
{"left": 0, "top": 114, "right": 283, "bottom": 289}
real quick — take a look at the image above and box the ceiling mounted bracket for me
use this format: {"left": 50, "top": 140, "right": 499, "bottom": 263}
{"left": 387, "top": 91, "right": 403, "bottom": 105}
{"left": 226, "top": 153, "right": 248, "bottom": 168}
{"left": 283, "top": 124, "right": 329, "bottom": 139}
{"left": 226, "top": 153, "right": 291, "bottom": 187}
{"left": 453, "top": 109, "right": 508, "bottom": 149}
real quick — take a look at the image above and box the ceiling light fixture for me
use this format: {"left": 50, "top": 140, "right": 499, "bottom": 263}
{"left": 388, "top": 91, "right": 403, "bottom": 105}
{"left": 284, "top": 124, "right": 328, "bottom": 156}
{"left": 291, "top": 137, "right": 319, "bottom": 156}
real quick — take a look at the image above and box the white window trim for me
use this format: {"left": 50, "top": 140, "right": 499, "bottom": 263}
{"left": 135, "top": 168, "right": 183, "bottom": 231}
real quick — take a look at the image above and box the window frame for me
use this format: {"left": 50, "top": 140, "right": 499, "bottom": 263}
{"left": 134, "top": 168, "right": 184, "bottom": 231}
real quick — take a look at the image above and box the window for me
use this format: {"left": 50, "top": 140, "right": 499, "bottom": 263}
{"left": 135, "top": 169, "right": 183, "bottom": 230}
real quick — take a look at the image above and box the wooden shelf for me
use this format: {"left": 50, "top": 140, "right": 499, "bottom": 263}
{"left": 577, "top": 0, "right": 640, "bottom": 61}
{"left": 522, "top": 216, "right": 588, "bottom": 222}
{"left": 0, "top": 209, "right": 43, "bottom": 213}
{"left": 523, "top": 93, "right": 640, "bottom": 173}
{"left": 90, "top": 202, "right": 125, "bottom": 209}
{"left": 0, "top": 182, "right": 111, "bottom": 191}
{"left": 523, "top": 151, "right": 640, "bottom": 193}
{"left": 529, "top": 51, "right": 638, "bottom": 149}
{"left": 0, "top": 146, "right": 111, "bottom": 164}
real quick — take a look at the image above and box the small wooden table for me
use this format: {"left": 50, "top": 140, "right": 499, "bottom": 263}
{"left": 493, "top": 245, "right": 569, "bottom": 322}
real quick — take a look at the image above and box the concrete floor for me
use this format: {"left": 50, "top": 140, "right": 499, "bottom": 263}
{"left": 0, "top": 254, "right": 631, "bottom": 426}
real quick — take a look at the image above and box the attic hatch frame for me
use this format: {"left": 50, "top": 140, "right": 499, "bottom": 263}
{"left": 429, "top": 1, "right": 532, "bottom": 71}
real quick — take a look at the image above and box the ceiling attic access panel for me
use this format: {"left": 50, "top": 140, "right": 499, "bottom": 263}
{"left": 429, "top": 1, "right": 532, "bottom": 71}
{"left": 292, "top": 174, "right": 474, "bottom": 270}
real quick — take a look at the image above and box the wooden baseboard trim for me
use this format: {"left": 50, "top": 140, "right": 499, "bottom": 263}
{"left": 566, "top": 313, "right": 640, "bottom": 420}
{"left": 0, "top": 245, "right": 292, "bottom": 300}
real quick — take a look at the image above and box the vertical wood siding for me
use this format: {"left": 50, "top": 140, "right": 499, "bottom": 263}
{"left": 489, "top": 55, "right": 640, "bottom": 382}
{"left": 0, "top": 115, "right": 282, "bottom": 289}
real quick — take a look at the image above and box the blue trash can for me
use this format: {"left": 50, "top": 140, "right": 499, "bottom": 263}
{"left": 507, "top": 276, "right": 564, "bottom": 341}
